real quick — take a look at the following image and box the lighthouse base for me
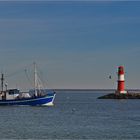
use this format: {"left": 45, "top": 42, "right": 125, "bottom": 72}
{"left": 115, "top": 90, "right": 127, "bottom": 94}
{"left": 98, "top": 93, "right": 140, "bottom": 99}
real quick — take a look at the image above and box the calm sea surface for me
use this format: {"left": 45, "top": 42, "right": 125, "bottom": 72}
{"left": 0, "top": 90, "right": 140, "bottom": 139}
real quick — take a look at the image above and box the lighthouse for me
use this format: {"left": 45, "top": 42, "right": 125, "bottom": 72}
{"left": 98, "top": 65, "right": 140, "bottom": 99}
{"left": 117, "top": 66, "right": 127, "bottom": 94}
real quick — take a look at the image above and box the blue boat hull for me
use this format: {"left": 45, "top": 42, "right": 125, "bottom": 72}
{"left": 0, "top": 93, "right": 56, "bottom": 106}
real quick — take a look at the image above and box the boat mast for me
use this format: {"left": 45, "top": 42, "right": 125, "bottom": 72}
{"left": 34, "top": 62, "right": 38, "bottom": 96}
{"left": 1, "top": 73, "right": 4, "bottom": 92}
{"left": 1, "top": 73, "right": 6, "bottom": 100}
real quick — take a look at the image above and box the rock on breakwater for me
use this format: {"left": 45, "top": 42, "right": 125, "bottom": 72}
{"left": 98, "top": 93, "right": 140, "bottom": 99}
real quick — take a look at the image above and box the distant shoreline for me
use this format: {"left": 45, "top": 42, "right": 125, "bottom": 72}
{"left": 53, "top": 89, "right": 140, "bottom": 92}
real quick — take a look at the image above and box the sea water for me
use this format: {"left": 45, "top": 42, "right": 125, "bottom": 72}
{"left": 0, "top": 90, "right": 140, "bottom": 139}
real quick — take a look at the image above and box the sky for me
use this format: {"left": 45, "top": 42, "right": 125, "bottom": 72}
{"left": 0, "top": 1, "right": 140, "bottom": 90}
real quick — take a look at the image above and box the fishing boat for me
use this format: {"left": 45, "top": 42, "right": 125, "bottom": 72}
{"left": 0, "top": 63, "right": 56, "bottom": 106}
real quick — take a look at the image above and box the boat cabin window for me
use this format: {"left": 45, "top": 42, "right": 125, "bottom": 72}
{"left": 8, "top": 89, "right": 20, "bottom": 95}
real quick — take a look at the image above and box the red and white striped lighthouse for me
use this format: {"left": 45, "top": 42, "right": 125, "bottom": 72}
{"left": 117, "top": 66, "right": 127, "bottom": 94}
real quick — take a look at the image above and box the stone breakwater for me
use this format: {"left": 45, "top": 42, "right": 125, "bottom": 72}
{"left": 98, "top": 93, "right": 140, "bottom": 99}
